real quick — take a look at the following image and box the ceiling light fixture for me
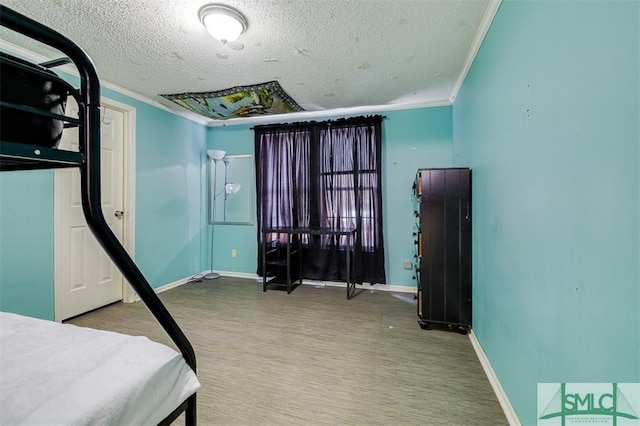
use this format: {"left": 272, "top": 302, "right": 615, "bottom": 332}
{"left": 198, "top": 4, "right": 247, "bottom": 44}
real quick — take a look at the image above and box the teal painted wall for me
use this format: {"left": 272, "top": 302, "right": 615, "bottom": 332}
{"left": 453, "top": 1, "right": 640, "bottom": 424}
{"left": 0, "top": 82, "right": 208, "bottom": 319}
{"left": 208, "top": 106, "right": 454, "bottom": 286}
{"left": 103, "top": 89, "right": 208, "bottom": 286}
{"left": 204, "top": 124, "right": 257, "bottom": 276}
{"left": 383, "top": 107, "right": 453, "bottom": 286}
{"left": 0, "top": 171, "right": 55, "bottom": 319}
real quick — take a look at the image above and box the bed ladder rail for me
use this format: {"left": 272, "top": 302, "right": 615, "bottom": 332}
{"left": 0, "top": 7, "right": 197, "bottom": 424}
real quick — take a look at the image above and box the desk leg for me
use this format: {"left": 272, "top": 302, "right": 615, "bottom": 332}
{"left": 346, "top": 233, "right": 352, "bottom": 300}
{"left": 262, "top": 235, "right": 267, "bottom": 292}
{"left": 286, "top": 242, "right": 291, "bottom": 294}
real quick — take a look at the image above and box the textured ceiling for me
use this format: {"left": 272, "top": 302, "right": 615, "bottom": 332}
{"left": 0, "top": 0, "right": 497, "bottom": 124}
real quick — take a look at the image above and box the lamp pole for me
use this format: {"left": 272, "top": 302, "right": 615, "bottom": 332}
{"left": 204, "top": 156, "right": 221, "bottom": 280}
{"left": 223, "top": 158, "right": 230, "bottom": 222}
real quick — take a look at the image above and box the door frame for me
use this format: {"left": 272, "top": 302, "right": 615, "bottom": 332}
{"left": 54, "top": 97, "right": 137, "bottom": 322}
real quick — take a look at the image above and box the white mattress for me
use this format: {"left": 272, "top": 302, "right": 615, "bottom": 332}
{"left": 0, "top": 311, "right": 200, "bottom": 425}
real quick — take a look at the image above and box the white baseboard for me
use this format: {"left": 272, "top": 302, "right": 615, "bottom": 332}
{"left": 127, "top": 271, "right": 415, "bottom": 304}
{"left": 307, "top": 279, "right": 416, "bottom": 294}
{"left": 214, "top": 270, "right": 261, "bottom": 280}
{"left": 468, "top": 330, "right": 521, "bottom": 426}
{"left": 155, "top": 276, "right": 193, "bottom": 294}
{"left": 128, "top": 275, "right": 194, "bottom": 302}
{"left": 213, "top": 270, "right": 417, "bottom": 294}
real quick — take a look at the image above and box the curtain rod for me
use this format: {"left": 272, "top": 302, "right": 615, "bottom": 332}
{"left": 250, "top": 114, "right": 386, "bottom": 131}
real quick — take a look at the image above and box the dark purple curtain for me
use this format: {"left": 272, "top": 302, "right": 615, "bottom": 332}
{"left": 255, "top": 126, "right": 310, "bottom": 232}
{"left": 255, "top": 115, "right": 386, "bottom": 285}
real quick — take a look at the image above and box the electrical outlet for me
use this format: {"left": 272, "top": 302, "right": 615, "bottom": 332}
{"left": 402, "top": 260, "right": 412, "bottom": 270}
{"left": 231, "top": 249, "right": 237, "bottom": 258}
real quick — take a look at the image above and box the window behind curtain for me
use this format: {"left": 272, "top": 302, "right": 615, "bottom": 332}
{"left": 319, "top": 124, "right": 381, "bottom": 251}
{"left": 255, "top": 116, "right": 386, "bottom": 285}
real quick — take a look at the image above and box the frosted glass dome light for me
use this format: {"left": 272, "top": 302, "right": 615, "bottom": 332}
{"left": 199, "top": 4, "right": 247, "bottom": 43}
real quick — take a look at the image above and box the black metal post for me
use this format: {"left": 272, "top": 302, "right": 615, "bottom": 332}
{"left": 1, "top": 6, "right": 198, "bottom": 423}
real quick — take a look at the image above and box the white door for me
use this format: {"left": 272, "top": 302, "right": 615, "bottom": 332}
{"left": 55, "top": 102, "right": 125, "bottom": 321}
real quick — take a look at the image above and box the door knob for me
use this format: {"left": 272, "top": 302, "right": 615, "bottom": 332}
{"left": 115, "top": 210, "right": 124, "bottom": 219}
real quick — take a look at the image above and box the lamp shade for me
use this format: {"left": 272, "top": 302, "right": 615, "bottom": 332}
{"left": 199, "top": 4, "right": 247, "bottom": 43}
{"left": 207, "top": 149, "right": 226, "bottom": 160}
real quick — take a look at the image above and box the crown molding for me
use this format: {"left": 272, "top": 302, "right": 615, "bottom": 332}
{"left": 450, "top": 0, "right": 502, "bottom": 103}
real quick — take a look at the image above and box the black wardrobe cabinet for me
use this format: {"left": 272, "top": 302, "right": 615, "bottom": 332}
{"left": 413, "top": 168, "right": 472, "bottom": 334}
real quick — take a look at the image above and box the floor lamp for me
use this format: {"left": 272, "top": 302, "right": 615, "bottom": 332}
{"left": 204, "top": 149, "right": 226, "bottom": 280}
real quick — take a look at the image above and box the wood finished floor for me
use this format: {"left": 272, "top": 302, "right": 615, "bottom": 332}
{"left": 67, "top": 277, "right": 507, "bottom": 426}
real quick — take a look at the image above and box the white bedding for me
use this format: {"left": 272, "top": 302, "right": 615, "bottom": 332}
{"left": 0, "top": 311, "right": 200, "bottom": 425}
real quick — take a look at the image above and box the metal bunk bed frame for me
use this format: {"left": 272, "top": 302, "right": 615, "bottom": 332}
{"left": 0, "top": 6, "right": 197, "bottom": 424}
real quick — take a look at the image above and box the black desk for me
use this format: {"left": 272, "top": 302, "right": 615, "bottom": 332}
{"left": 262, "top": 226, "right": 358, "bottom": 299}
